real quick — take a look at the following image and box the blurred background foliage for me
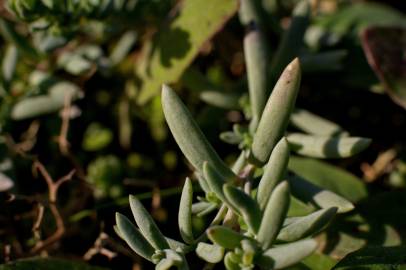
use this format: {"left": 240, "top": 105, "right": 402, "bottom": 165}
{"left": 0, "top": 0, "right": 405, "bottom": 269}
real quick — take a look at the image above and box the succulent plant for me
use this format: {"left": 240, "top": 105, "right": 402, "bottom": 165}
{"left": 114, "top": 54, "right": 369, "bottom": 268}
{"left": 113, "top": 1, "right": 372, "bottom": 268}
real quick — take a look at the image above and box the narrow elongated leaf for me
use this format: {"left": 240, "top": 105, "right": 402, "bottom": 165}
{"left": 155, "top": 250, "right": 188, "bottom": 270}
{"left": 162, "top": 85, "right": 234, "bottom": 179}
{"left": 223, "top": 184, "right": 262, "bottom": 234}
{"left": 257, "top": 239, "right": 318, "bottom": 269}
{"left": 287, "top": 133, "right": 371, "bottom": 158}
{"left": 129, "top": 195, "right": 169, "bottom": 250}
{"left": 277, "top": 207, "right": 337, "bottom": 242}
{"left": 289, "top": 175, "right": 354, "bottom": 213}
{"left": 289, "top": 156, "right": 368, "bottom": 202}
{"left": 269, "top": 0, "right": 310, "bottom": 81}
{"left": 115, "top": 213, "right": 155, "bottom": 261}
{"left": 257, "top": 137, "right": 289, "bottom": 210}
{"left": 239, "top": 0, "right": 264, "bottom": 27}
{"left": 178, "top": 178, "right": 194, "bottom": 244}
{"left": 257, "top": 181, "right": 290, "bottom": 249}
{"left": 196, "top": 243, "right": 224, "bottom": 264}
{"left": 291, "top": 109, "right": 348, "bottom": 137}
{"left": 110, "top": 30, "right": 137, "bottom": 65}
{"left": 300, "top": 50, "right": 347, "bottom": 73}
{"left": 250, "top": 58, "right": 301, "bottom": 166}
{"left": 207, "top": 225, "right": 246, "bottom": 249}
{"left": 244, "top": 28, "right": 270, "bottom": 130}
{"left": 136, "top": 0, "right": 238, "bottom": 104}
{"left": 2, "top": 45, "right": 18, "bottom": 83}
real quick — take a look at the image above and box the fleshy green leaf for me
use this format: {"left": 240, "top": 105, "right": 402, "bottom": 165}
{"left": 223, "top": 184, "right": 262, "bottom": 234}
{"left": 249, "top": 58, "right": 301, "bottom": 166}
{"left": 257, "top": 239, "right": 318, "bottom": 269}
{"left": 178, "top": 178, "right": 194, "bottom": 244}
{"left": 162, "top": 85, "right": 234, "bottom": 179}
{"left": 289, "top": 175, "right": 354, "bottom": 213}
{"left": 290, "top": 109, "right": 348, "bottom": 137}
{"left": 257, "top": 181, "right": 290, "bottom": 249}
{"left": 196, "top": 243, "right": 224, "bottom": 264}
{"left": 129, "top": 195, "right": 170, "bottom": 250}
{"left": 224, "top": 252, "right": 240, "bottom": 270}
{"left": 277, "top": 207, "right": 337, "bottom": 242}
{"left": 257, "top": 137, "right": 290, "bottom": 210}
{"left": 136, "top": 0, "right": 238, "bottom": 104}
{"left": 202, "top": 162, "right": 233, "bottom": 209}
{"left": 287, "top": 133, "right": 371, "bottom": 158}
{"left": 115, "top": 213, "right": 155, "bottom": 261}
{"left": 289, "top": 156, "right": 368, "bottom": 202}
{"left": 207, "top": 225, "right": 246, "bottom": 249}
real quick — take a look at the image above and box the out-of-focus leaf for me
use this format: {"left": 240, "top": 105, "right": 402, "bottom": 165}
{"left": 110, "top": 30, "right": 137, "bottom": 65}
{"left": 361, "top": 27, "right": 406, "bottom": 109}
{"left": 287, "top": 133, "right": 371, "bottom": 159}
{"left": 332, "top": 246, "right": 406, "bottom": 270}
{"left": 0, "top": 172, "right": 13, "bottom": 192}
{"left": 82, "top": 123, "right": 113, "bottom": 151}
{"left": 290, "top": 109, "right": 348, "bottom": 137}
{"left": 306, "top": 2, "right": 406, "bottom": 49}
{"left": 286, "top": 253, "right": 337, "bottom": 270}
{"left": 2, "top": 45, "right": 18, "bottom": 83}
{"left": 0, "top": 258, "right": 107, "bottom": 270}
{"left": 289, "top": 156, "right": 367, "bottom": 202}
{"left": 300, "top": 50, "right": 347, "bottom": 74}
{"left": 11, "top": 81, "right": 82, "bottom": 120}
{"left": 136, "top": 0, "right": 239, "bottom": 104}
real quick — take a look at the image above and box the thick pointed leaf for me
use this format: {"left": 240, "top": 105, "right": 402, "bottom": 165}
{"left": 290, "top": 109, "right": 348, "bottom": 137}
{"left": 178, "top": 178, "right": 194, "bottom": 244}
{"left": 129, "top": 195, "right": 170, "bottom": 250}
{"left": 115, "top": 213, "right": 155, "bottom": 261}
{"left": 287, "top": 133, "right": 371, "bottom": 158}
{"left": 257, "top": 181, "right": 290, "bottom": 249}
{"left": 257, "top": 239, "right": 318, "bottom": 269}
{"left": 223, "top": 184, "right": 262, "bottom": 234}
{"left": 289, "top": 175, "right": 354, "bottom": 213}
{"left": 269, "top": 0, "right": 310, "bottom": 81}
{"left": 207, "top": 225, "right": 246, "bottom": 249}
{"left": 277, "top": 207, "right": 337, "bottom": 242}
{"left": 244, "top": 27, "right": 270, "bottom": 129}
{"left": 257, "top": 137, "right": 289, "bottom": 210}
{"left": 162, "top": 85, "right": 234, "bottom": 179}
{"left": 289, "top": 156, "right": 368, "bottom": 202}
{"left": 250, "top": 58, "right": 301, "bottom": 166}
{"left": 196, "top": 243, "right": 224, "bottom": 264}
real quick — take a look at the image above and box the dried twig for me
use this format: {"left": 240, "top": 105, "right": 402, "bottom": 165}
{"left": 83, "top": 232, "right": 117, "bottom": 261}
{"left": 30, "top": 161, "right": 75, "bottom": 254}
